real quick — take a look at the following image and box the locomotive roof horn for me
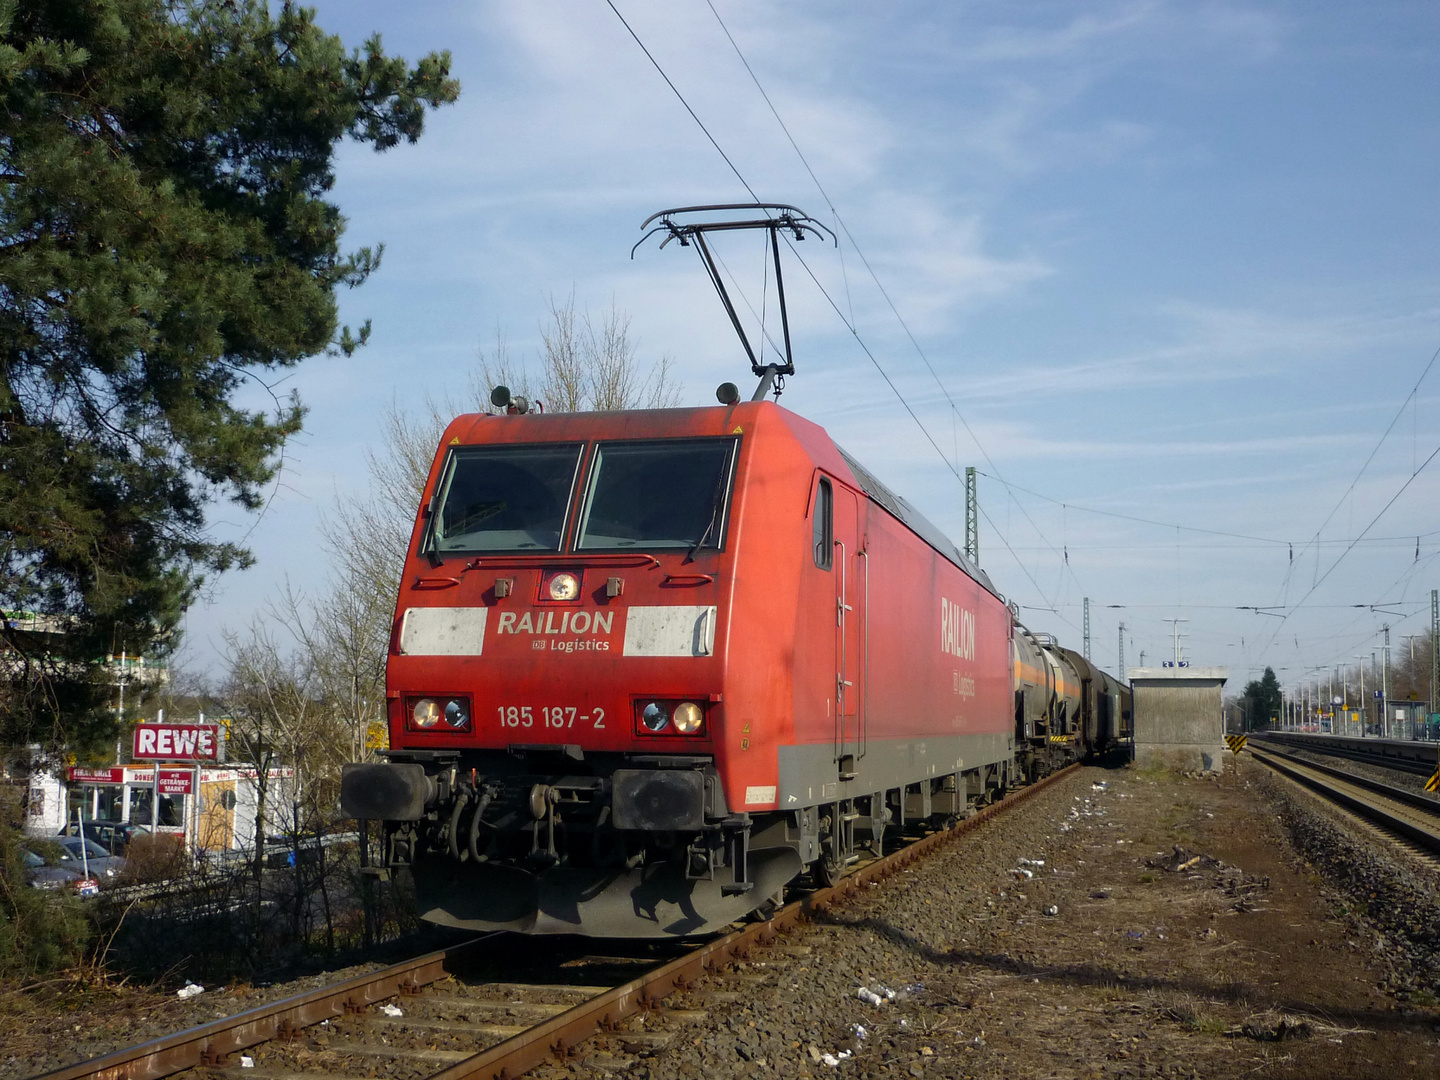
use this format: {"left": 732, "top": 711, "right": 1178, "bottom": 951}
{"left": 633, "top": 204, "right": 834, "bottom": 401}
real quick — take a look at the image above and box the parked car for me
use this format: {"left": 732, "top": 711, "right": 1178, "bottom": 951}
{"left": 20, "top": 843, "right": 93, "bottom": 893}
{"left": 59, "top": 819, "right": 144, "bottom": 855}
{"left": 55, "top": 836, "right": 127, "bottom": 883}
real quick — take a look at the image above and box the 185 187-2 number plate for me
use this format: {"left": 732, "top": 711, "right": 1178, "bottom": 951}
{"left": 497, "top": 706, "right": 606, "bottom": 730}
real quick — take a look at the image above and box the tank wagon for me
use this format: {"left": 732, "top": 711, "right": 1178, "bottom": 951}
{"left": 341, "top": 398, "right": 1129, "bottom": 937}
{"left": 1013, "top": 630, "right": 1132, "bottom": 779}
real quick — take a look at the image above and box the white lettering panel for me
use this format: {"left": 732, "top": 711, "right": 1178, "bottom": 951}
{"left": 622, "top": 605, "right": 717, "bottom": 657}
{"left": 399, "top": 607, "right": 488, "bottom": 656}
{"left": 940, "top": 597, "right": 976, "bottom": 661}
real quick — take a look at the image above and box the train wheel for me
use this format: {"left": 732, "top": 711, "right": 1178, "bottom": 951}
{"left": 811, "top": 851, "right": 843, "bottom": 888}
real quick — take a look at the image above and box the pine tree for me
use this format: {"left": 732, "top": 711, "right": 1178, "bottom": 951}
{"left": 0, "top": 1, "right": 458, "bottom": 756}
{"left": 1241, "top": 666, "right": 1283, "bottom": 729}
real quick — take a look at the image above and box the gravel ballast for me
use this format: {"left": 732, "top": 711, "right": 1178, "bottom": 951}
{"left": 5, "top": 759, "right": 1440, "bottom": 1080}
{"left": 534, "top": 760, "right": 1440, "bottom": 1079}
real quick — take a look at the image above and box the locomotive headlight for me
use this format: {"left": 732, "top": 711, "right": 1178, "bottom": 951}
{"left": 641, "top": 701, "right": 671, "bottom": 732}
{"left": 412, "top": 698, "right": 441, "bottom": 728}
{"left": 548, "top": 572, "right": 580, "bottom": 601}
{"left": 443, "top": 698, "right": 470, "bottom": 729}
{"left": 672, "top": 701, "right": 704, "bottom": 734}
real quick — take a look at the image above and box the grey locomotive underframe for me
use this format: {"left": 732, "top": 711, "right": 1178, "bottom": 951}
{"left": 343, "top": 733, "right": 1023, "bottom": 928}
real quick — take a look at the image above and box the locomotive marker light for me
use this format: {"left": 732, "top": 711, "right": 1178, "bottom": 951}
{"left": 636, "top": 699, "right": 706, "bottom": 736}
{"left": 641, "top": 701, "right": 671, "bottom": 732}
{"left": 409, "top": 696, "right": 472, "bottom": 731}
{"left": 443, "top": 699, "right": 470, "bottom": 728}
{"left": 672, "top": 701, "right": 704, "bottom": 734}
{"left": 547, "top": 572, "right": 581, "bottom": 601}
{"left": 411, "top": 698, "right": 441, "bottom": 728}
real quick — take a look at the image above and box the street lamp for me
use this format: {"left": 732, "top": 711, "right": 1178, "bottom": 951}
{"left": 1355, "top": 656, "right": 1368, "bottom": 736}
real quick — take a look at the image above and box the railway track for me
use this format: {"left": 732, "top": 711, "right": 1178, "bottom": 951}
{"left": 1249, "top": 745, "right": 1440, "bottom": 859}
{"left": 1251, "top": 731, "right": 1440, "bottom": 780}
{"left": 29, "top": 764, "right": 1079, "bottom": 1080}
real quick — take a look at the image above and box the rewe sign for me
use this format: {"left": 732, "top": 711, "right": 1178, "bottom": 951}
{"left": 132, "top": 724, "right": 221, "bottom": 762}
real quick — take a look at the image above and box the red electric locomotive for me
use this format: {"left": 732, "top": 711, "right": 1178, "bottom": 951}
{"left": 340, "top": 204, "right": 1126, "bottom": 936}
{"left": 341, "top": 397, "right": 1020, "bottom": 935}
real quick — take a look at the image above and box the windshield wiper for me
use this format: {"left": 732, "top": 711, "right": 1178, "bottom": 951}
{"left": 684, "top": 461, "right": 732, "bottom": 564}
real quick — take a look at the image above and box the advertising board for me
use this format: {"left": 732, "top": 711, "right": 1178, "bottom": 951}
{"left": 131, "top": 724, "right": 222, "bottom": 761}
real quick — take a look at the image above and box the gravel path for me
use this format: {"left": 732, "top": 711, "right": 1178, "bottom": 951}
{"left": 531, "top": 761, "right": 1440, "bottom": 1080}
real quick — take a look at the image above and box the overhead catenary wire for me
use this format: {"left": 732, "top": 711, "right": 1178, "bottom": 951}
{"left": 703, "top": 0, "right": 1075, "bottom": 580}
{"left": 603, "top": 0, "right": 760, "bottom": 204}
{"left": 1254, "top": 434, "right": 1440, "bottom": 664}
{"left": 697, "top": 1, "right": 1087, "bottom": 616}
{"left": 612, "top": 3, "right": 1438, "bottom": 675}
{"left": 1273, "top": 342, "right": 1440, "bottom": 606}
{"left": 975, "top": 472, "right": 1292, "bottom": 546}
{"left": 607, "top": 0, "right": 1072, "bottom": 614}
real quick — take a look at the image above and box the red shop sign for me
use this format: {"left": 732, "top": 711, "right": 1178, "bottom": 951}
{"left": 132, "top": 724, "right": 221, "bottom": 761}
{"left": 68, "top": 767, "right": 125, "bottom": 785}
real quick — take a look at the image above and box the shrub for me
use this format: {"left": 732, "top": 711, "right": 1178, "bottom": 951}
{"left": 0, "top": 789, "right": 93, "bottom": 982}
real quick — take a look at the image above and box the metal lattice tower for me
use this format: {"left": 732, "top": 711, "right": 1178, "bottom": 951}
{"left": 1118, "top": 623, "right": 1126, "bottom": 681}
{"left": 964, "top": 466, "right": 978, "bottom": 565}
{"left": 1083, "top": 597, "right": 1091, "bottom": 660}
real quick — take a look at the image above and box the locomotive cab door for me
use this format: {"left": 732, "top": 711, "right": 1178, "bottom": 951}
{"left": 831, "top": 482, "right": 866, "bottom": 777}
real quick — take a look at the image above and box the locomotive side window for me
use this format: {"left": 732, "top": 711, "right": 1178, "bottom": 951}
{"left": 426, "top": 443, "right": 583, "bottom": 554}
{"left": 577, "top": 438, "right": 738, "bottom": 551}
{"left": 813, "top": 477, "right": 833, "bottom": 569}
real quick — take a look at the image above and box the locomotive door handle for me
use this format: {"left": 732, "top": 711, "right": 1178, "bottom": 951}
{"left": 662, "top": 573, "right": 715, "bottom": 586}
{"left": 696, "top": 608, "right": 713, "bottom": 656}
{"left": 858, "top": 548, "right": 869, "bottom": 758}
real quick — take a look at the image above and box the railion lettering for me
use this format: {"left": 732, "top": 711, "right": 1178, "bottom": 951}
{"left": 496, "top": 609, "right": 614, "bottom": 636}
{"left": 940, "top": 597, "right": 976, "bottom": 661}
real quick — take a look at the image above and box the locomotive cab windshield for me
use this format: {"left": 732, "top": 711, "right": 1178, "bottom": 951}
{"left": 427, "top": 435, "right": 739, "bottom": 557}
{"left": 427, "top": 442, "right": 583, "bottom": 554}
{"left": 577, "top": 437, "right": 737, "bottom": 551}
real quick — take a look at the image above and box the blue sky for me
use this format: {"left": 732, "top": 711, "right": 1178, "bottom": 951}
{"left": 181, "top": 1, "right": 1440, "bottom": 703}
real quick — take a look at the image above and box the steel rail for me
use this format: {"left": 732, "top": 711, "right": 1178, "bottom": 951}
{"left": 33, "top": 764, "right": 1080, "bottom": 1080}
{"left": 28, "top": 935, "right": 499, "bottom": 1080}
{"left": 1249, "top": 744, "right": 1440, "bottom": 812}
{"left": 1250, "top": 747, "right": 1440, "bottom": 856}
{"left": 1251, "top": 732, "right": 1440, "bottom": 778}
{"left": 427, "top": 763, "right": 1080, "bottom": 1080}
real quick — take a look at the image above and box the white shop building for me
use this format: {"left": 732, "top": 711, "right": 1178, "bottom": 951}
{"left": 26, "top": 762, "right": 294, "bottom": 853}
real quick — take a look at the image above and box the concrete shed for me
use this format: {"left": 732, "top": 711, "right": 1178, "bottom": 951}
{"left": 1128, "top": 666, "right": 1228, "bottom": 773}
